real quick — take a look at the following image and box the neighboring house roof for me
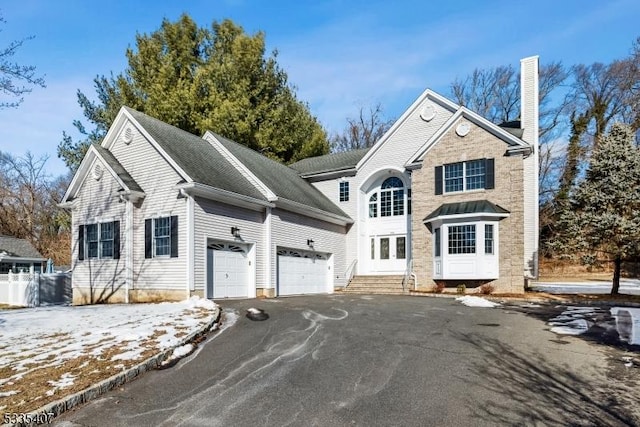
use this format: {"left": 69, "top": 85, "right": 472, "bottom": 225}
{"left": 289, "top": 148, "right": 371, "bottom": 176}
{"left": 0, "top": 235, "right": 45, "bottom": 260}
{"left": 124, "top": 107, "right": 267, "bottom": 202}
{"left": 209, "top": 132, "right": 350, "bottom": 219}
{"left": 423, "top": 200, "right": 510, "bottom": 223}
{"left": 92, "top": 143, "right": 144, "bottom": 193}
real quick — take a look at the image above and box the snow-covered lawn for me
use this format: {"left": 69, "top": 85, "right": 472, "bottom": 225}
{"left": 455, "top": 296, "right": 501, "bottom": 308}
{"left": 0, "top": 297, "right": 219, "bottom": 414}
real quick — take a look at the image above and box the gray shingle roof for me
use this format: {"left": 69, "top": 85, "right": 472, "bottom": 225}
{"left": 289, "top": 148, "right": 371, "bottom": 175}
{"left": 210, "top": 132, "right": 350, "bottom": 218}
{"left": 424, "top": 200, "right": 510, "bottom": 222}
{"left": 0, "top": 235, "right": 45, "bottom": 259}
{"left": 124, "top": 107, "right": 266, "bottom": 201}
{"left": 92, "top": 144, "right": 144, "bottom": 193}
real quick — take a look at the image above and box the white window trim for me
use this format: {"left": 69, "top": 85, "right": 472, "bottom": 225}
{"left": 443, "top": 160, "right": 487, "bottom": 194}
{"left": 432, "top": 218, "right": 500, "bottom": 280}
{"left": 84, "top": 221, "right": 116, "bottom": 260}
{"left": 152, "top": 216, "right": 172, "bottom": 258}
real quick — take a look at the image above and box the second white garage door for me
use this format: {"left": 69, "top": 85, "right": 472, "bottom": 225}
{"left": 207, "top": 242, "right": 249, "bottom": 299}
{"left": 277, "top": 249, "right": 329, "bottom": 296}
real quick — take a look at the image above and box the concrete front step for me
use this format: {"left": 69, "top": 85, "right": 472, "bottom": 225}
{"left": 341, "top": 275, "right": 410, "bottom": 295}
{"left": 338, "top": 289, "right": 406, "bottom": 295}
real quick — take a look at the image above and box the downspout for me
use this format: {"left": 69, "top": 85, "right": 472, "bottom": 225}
{"left": 185, "top": 190, "right": 195, "bottom": 300}
{"left": 264, "top": 207, "right": 272, "bottom": 295}
{"left": 125, "top": 197, "right": 133, "bottom": 304}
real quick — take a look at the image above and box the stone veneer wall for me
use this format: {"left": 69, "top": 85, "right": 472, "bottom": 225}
{"left": 411, "top": 118, "right": 526, "bottom": 293}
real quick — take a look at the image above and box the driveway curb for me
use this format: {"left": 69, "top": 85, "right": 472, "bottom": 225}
{"left": 8, "top": 307, "right": 222, "bottom": 427}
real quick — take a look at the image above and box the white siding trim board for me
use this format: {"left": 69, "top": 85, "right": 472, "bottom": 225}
{"left": 408, "top": 109, "right": 531, "bottom": 166}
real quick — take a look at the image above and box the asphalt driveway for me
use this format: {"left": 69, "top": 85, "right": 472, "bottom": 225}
{"left": 56, "top": 295, "right": 639, "bottom": 426}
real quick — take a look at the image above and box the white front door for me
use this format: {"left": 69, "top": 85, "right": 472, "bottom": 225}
{"left": 277, "top": 249, "right": 329, "bottom": 296}
{"left": 207, "top": 243, "right": 249, "bottom": 299}
{"left": 371, "top": 235, "right": 407, "bottom": 273}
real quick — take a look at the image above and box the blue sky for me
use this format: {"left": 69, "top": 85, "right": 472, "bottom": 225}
{"left": 1, "top": 0, "right": 639, "bottom": 177}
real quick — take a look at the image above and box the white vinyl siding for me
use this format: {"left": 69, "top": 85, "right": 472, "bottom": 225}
{"left": 271, "top": 208, "right": 346, "bottom": 289}
{"left": 109, "top": 121, "right": 187, "bottom": 291}
{"left": 193, "top": 197, "right": 264, "bottom": 292}
{"left": 71, "top": 159, "right": 126, "bottom": 291}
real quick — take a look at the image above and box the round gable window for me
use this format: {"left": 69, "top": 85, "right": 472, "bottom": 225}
{"left": 456, "top": 122, "right": 471, "bottom": 137}
{"left": 122, "top": 127, "right": 133, "bottom": 144}
{"left": 92, "top": 163, "right": 103, "bottom": 181}
{"left": 420, "top": 104, "right": 436, "bottom": 122}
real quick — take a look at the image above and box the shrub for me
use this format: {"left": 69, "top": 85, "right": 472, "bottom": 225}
{"left": 456, "top": 284, "right": 466, "bottom": 294}
{"left": 479, "top": 284, "right": 495, "bottom": 295}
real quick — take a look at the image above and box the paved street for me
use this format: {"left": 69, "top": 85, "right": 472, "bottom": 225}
{"left": 56, "top": 295, "right": 639, "bottom": 426}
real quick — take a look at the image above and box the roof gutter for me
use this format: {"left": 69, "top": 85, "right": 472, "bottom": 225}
{"left": 275, "top": 198, "right": 353, "bottom": 226}
{"left": 176, "top": 182, "right": 274, "bottom": 212}
{"left": 298, "top": 167, "right": 358, "bottom": 181}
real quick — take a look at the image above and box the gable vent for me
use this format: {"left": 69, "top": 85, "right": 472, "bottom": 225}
{"left": 123, "top": 127, "right": 133, "bottom": 144}
{"left": 420, "top": 104, "right": 436, "bottom": 122}
{"left": 92, "top": 163, "right": 103, "bottom": 180}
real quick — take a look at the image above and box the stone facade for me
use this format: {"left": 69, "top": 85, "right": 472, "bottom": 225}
{"left": 411, "top": 117, "right": 526, "bottom": 293}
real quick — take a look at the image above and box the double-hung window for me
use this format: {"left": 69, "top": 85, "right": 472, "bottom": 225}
{"left": 154, "top": 217, "right": 171, "bottom": 256}
{"left": 145, "top": 216, "right": 179, "bottom": 258}
{"left": 79, "top": 221, "right": 120, "bottom": 260}
{"left": 435, "top": 158, "right": 494, "bottom": 195}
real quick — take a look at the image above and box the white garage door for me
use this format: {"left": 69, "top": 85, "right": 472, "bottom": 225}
{"left": 277, "top": 249, "right": 329, "bottom": 296}
{"left": 207, "top": 242, "right": 249, "bottom": 299}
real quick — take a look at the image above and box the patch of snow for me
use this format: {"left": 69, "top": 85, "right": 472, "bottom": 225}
{"left": 549, "top": 319, "right": 591, "bottom": 335}
{"left": 0, "top": 391, "right": 18, "bottom": 397}
{"left": 247, "top": 307, "right": 261, "bottom": 314}
{"left": 161, "top": 343, "right": 194, "bottom": 367}
{"left": 0, "top": 300, "right": 219, "bottom": 397}
{"left": 185, "top": 295, "right": 217, "bottom": 311}
{"left": 172, "top": 343, "right": 194, "bottom": 359}
{"left": 455, "top": 296, "right": 500, "bottom": 308}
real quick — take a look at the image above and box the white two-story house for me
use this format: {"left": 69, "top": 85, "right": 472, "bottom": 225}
{"left": 61, "top": 56, "right": 539, "bottom": 304}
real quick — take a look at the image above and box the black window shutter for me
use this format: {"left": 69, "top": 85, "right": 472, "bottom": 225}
{"left": 78, "top": 225, "right": 85, "bottom": 261}
{"left": 113, "top": 221, "right": 120, "bottom": 260}
{"left": 485, "top": 158, "right": 495, "bottom": 189}
{"left": 170, "top": 216, "right": 179, "bottom": 258}
{"left": 145, "top": 219, "right": 152, "bottom": 259}
{"left": 435, "top": 166, "right": 443, "bottom": 195}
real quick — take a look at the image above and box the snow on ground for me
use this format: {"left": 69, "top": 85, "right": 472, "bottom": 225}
{"left": 531, "top": 279, "right": 640, "bottom": 295}
{"left": 455, "top": 296, "right": 501, "bottom": 308}
{"left": 0, "top": 296, "right": 218, "bottom": 412}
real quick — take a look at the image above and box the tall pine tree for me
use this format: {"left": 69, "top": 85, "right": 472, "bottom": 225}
{"left": 58, "top": 15, "right": 328, "bottom": 171}
{"left": 551, "top": 123, "right": 640, "bottom": 294}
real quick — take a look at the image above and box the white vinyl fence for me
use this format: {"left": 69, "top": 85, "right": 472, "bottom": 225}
{"left": 0, "top": 272, "right": 71, "bottom": 307}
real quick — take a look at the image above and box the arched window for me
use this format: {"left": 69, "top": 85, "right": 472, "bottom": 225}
{"left": 369, "top": 193, "right": 378, "bottom": 218}
{"left": 381, "top": 177, "right": 404, "bottom": 217}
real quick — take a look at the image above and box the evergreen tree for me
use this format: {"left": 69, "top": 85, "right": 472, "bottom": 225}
{"left": 58, "top": 15, "right": 328, "bottom": 171}
{"left": 551, "top": 123, "right": 640, "bottom": 294}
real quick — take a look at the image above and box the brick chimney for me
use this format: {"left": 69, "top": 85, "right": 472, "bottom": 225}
{"left": 520, "top": 56, "right": 539, "bottom": 279}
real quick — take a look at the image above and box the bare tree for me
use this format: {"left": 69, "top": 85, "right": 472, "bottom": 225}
{"left": 450, "top": 62, "right": 568, "bottom": 141}
{"left": 0, "top": 152, "right": 70, "bottom": 264}
{"left": 0, "top": 10, "right": 45, "bottom": 108}
{"left": 331, "top": 103, "right": 394, "bottom": 152}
